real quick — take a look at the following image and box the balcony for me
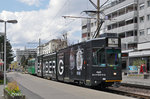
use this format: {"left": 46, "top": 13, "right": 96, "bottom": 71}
{"left": 104, "top": 0, "right": 137, "bottom": 14}
{"left": 107, "top": 23, "right": 137, "bottom": 33}
{"left": 121, "top": 36, "right": 138, "bottom": 43}
{"left": 106, "top": 11, "right": 137, "bottom": 25}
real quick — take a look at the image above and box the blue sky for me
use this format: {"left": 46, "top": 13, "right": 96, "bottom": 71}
{"left": 0, "top": 0, "right": 49, "bottom": 12}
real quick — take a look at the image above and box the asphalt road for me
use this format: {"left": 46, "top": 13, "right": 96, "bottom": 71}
{"left": 7, "top": 72, "right": 135, "bottom": 99}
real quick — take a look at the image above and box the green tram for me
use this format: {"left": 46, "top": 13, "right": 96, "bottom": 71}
{"left": 27, "top": 58, "right": 36, "bottom": 75}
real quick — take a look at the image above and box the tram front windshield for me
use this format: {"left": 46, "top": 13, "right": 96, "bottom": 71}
{"left": 92, "top": 48, "right": 121, "bottom": 67}
{"left": 106, "top": 49, "right": 121, "bottom": 67}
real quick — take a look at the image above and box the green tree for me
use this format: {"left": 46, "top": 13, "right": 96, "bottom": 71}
{"left": 25, "top": 55, "right": 32, "bottom": 65}
{"left": 21, "top": 55, "right": 26, "bottom": 68}
{"left": 28, "top": 54, "right": 32, "bottom": 59}
{"left": 0, "top": 36, "right": 14, "bottom": 69}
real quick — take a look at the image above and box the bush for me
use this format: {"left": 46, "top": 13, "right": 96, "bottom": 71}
{"left": 5, "top": 81, "right": 22, "bottom": 96}
{"left": 133, "top": 59, "right": 146, "bottom": 67}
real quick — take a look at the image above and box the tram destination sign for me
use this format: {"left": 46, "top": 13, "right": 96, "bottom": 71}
{"left": 108, "top": 38, "right": 118, "bottom": 47}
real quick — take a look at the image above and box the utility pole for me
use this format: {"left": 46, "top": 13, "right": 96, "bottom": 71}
{"left": 97, "top": 0, "right": 100, "bottom": 31}
{"left": 89, "top": 0, "right": 102, "bottom": 38}
{"left": 62, "top": 33, "right": 68, "bottom": 48}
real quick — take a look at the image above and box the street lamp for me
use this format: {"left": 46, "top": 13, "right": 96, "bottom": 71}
{"left": 0, "top": 19, "right": 17, "bottom": 88}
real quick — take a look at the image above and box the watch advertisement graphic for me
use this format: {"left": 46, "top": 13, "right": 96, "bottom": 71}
{"left": 70, "top": 48, "right": 75, "bottom": 70}
{"left": 76, "top": 47, "right": 83, "bottom": 71}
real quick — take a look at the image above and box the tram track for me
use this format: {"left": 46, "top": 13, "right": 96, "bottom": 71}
{"left": 106, "top": 86, "right": 150, "bottom": 99}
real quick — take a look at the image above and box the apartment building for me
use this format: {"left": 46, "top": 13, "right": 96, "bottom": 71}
{"left": 81, "top": 0, "right": 150, "bottom": 72}
{"left": 16, "top": 48, "right": 37, "bottom": 65}
{"left": 37, "top": 39, "right": 68, "bottom": 55}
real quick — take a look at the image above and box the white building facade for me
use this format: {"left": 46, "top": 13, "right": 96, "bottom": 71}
{"left": 16, "top": 48, "right": 37, "bottom": 65}
{"left": 37, "top": 39, "right": 67, "bottom": 55}
{"left": 82, "top": 0, "right": 150, "bottom": 72}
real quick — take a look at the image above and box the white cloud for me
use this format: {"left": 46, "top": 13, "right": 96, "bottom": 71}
{"left": 0, "top": 0, "right": 107, "bottom": 50}
{"left": 18, "top": 0, "right": 41, "bottom": 6}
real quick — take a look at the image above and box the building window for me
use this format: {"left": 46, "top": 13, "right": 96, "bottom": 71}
{"left": 112, "top": 23, "right": 117, "bottom": 29}
{"left": 126, "top": 4, "right": 134, "bottom": 13}
{"left": 107, "top": 25, "right": 111, "bottom": 30}
{"left": 126, "top": 31, "right": 134, "bottom": 37}
{"left": 82, "top": 33, "right": 87, "bottom": 38}
{"left": 147, "top": 14, "right": 150, "bottom": 21}
{"left": 147, "top": 28, "right": 150, "bottom": 34}
{"left": 91, "top": 23, "right": 93, "bottom": 27}
{"left": 118, "top": 8, "right": 125, "bottom": 16}
{"left": 128, "top": 43, "right": 137, "bottom": 50}
{"left": 112, "top": 12, "right": 117, "bottom": 18}
{"left": 134, "top": 30, "right": 137, "bottom": 36}
{"left": 126, "top": 19, "right": 134, "bottom": 25}
{"left": 119, "top": 32, "right": 125, "bottom": 38}
{"left": 148, "top": 0, "right": 150, "bottom": 7}
{"left": 139, "top": 16, "right": 144, "bottom": 23}
{"left": 139, "top": 3, "right": 145, "bottom": 10}
{"left": 82, "top": 25, "right": 87, "bottom": 29}
{"left": 118, "top": 21, "right": 125, "bottom": 27}
{"left": 107, "top": 14, "right": 111, "bottom": 19}
{"left": 139, "top": 30, "right": 145, "bottom": 36}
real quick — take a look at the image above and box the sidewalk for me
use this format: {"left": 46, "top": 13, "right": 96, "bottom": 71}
{"left": 122, "top": 73, "right": 150, "bottom": 87}
{"left": 0, "top": 85, "right": 4, "bottom": 99}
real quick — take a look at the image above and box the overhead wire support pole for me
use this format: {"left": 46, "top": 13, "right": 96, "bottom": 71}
{"left": 88, "top": 0, "right": 101, "bottom": 38}
{"left": 97, "top": 0, "right": 100, "bottom": 38}
{"left": 89, "top": 0, "right": 98, "bottom": 9}
{"left": 88, "top": 0, "right": 110, "bottom": 39}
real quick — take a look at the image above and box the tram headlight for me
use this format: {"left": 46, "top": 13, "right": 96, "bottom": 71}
{"left": 95, "top": 81, "right": 97, "bottom": 83}
{"left": 113, "top": 72, "right": 117, "bottom": 75}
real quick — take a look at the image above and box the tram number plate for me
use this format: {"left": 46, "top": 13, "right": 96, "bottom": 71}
{"left": 92, "top": 71, "right": 106, "bottom": 76}
{"left": 92, "top": 74, "right": 106, "bottom": 76}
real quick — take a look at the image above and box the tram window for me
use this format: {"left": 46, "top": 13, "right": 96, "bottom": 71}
{"left": 49, "top": 61, "right": 52, "bottom": 66}
{"left": 45, "top": 67, "right": 48, "bottom": 71}
{"left": 107, "top": 49, "right": 121, "bottom": 67}
{"left": 92, "top": 48, "right": 106, "bottom": 67}
{"left": 53, "top": 61, "right": 55, "bottom": 66}
{"left": 97, "top": 51, "right": 106, "bottom": 67}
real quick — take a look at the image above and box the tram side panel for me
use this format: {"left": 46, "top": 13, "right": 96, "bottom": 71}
{"left": 43, "top": 53, "right": 57, "bottom": 80}
{"left": 35, "top": 57, "right": 38, "bottom": 75}
{"left": 90, "top": 39, "right": 107, "bottom": 86}
{"left": 84, "top": 42, "right": 92, "bottom": 86}
{"left": 68, "top": 46, "right": 76, "bottom": 82}
{"left": 63, "top": 48, "right": 70, "bottom": 82}
{"left": 43, "top": 55, "right": 49, "bottom": 78}
{"left": 37, "top": 55, "right": 43, "bottom": 77}
{"left": 57, "top": 51, "right": 65, "bottom": 81}
{"left": 66, "top": 43, "right": 88, "bottom": 83}
{"left": 51, "top": 53, "right": 57, "bottom": 80}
